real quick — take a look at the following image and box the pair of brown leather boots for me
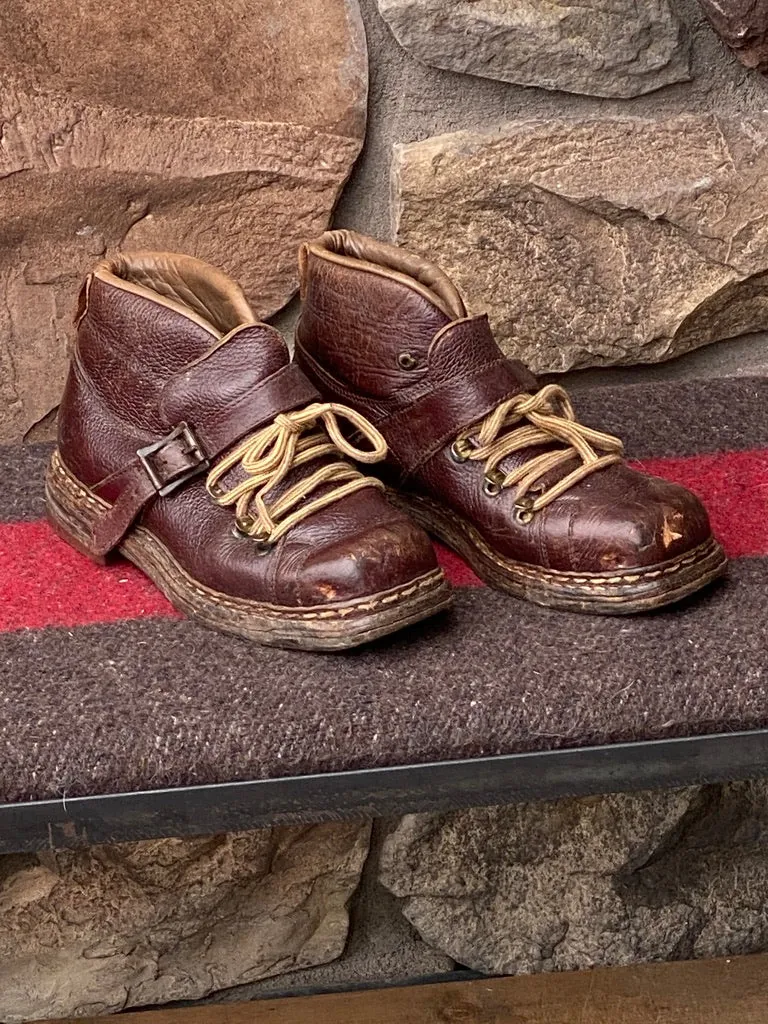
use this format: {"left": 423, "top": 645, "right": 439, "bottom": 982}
{"left": 48, "top": 231, "right": 726, "bottom": 650}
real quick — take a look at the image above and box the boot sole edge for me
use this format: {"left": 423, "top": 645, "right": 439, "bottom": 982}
{"left": 44, "top": 450, "right": 453, "bottom": 651}
{"left": 389, "top": 489, "right": 727, "bottom": 615}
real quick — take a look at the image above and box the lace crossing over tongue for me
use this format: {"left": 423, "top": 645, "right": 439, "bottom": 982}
{"left": 205, "top": 403, "right": 388, "bottom": 546}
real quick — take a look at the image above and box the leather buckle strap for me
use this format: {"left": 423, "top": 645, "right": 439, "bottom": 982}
{"left": 136, "top": 422, "right": 210, "bottom": 497}
{"left": 372, "top": 315, "right": 537, "bottom": 479}
{"left": 90, "top": 361, "right": 322, "bottom": 559}
{"left": 162, "top": 362, "right": 321, "bottom": 458}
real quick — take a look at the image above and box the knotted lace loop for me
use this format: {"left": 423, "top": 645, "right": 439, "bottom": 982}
{"left": 206, "top": 402, "right": 387, "bottom": 545}
{"left": 453, "top": 384, "right": 623, "bottom": 520}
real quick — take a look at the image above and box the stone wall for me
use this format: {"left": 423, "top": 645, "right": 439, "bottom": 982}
{"left": 3, "top": 0, "right": 768, "bottom": 441}
{"left": 335, "top": 0, "right": 768, "bottom": 389}
{"left": 0, "top": 0, "right": 367, "bottom": 444}
{"left": 3, "top": 2, "right": 768, "bottom": 1019}
{"left": 0, "top": 823, "right": 372, "bottom": 1021}
{"left": 4, "top": 782, "right": 768, "bottom": 1021}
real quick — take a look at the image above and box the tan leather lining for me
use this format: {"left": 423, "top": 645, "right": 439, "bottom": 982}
{"left": 95, "top": 252, "right": 257, "bottom": 338}
{"left": 302, "top": 230, "right": 467, "bottom": 320}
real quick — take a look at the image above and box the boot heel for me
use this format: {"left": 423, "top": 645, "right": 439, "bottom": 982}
{"left": 45, "top": 450, "right": 112, "bottom": 565}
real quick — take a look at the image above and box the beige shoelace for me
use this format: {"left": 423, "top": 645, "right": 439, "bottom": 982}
{"left": 451, "top": 384, "right": 624, "bottom": 522}
{"left": 206, "top": 402, "right": 387, "bottom": 546}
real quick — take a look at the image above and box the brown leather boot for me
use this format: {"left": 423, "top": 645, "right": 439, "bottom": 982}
{"left": 295, "top": 231, "right": 727, "bottom": 614}
{"left": 47, "top": 252, "right": 451, "bottom": 649}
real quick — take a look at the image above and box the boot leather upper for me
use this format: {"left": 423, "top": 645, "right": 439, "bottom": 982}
{"left": 58, "top": 252, "right": 438, "bottom": 607}
{"left": 295, "top": 230, "right": 713, "bottom": 576}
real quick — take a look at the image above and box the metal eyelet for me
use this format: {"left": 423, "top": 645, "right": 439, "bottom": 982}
{"left": 514, "top": 495, "right": 536, "bottom": 524}
{"left": 450, "top": 439, "right": 471, "bottom": 463}
{"left": 397, "top": 351, "right": 419, "bottom": 370}
{"left": 234, "top": 515, "right": 275, "bottom": 554}
{"left": 207, "top": 479, "right": 226, "bottom": 501}
{"left": 483, "top": 472, "right": 504, "bottom": 498}
{"left": 236, "top": 513, "right": 257, "bottom": 535}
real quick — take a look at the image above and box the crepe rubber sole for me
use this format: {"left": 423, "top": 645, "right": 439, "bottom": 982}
{"left": 45, "top": 451, "right": 453, "bottom": 651}
{"left": 389, "top": 489, "right": 727, "bottom": 614}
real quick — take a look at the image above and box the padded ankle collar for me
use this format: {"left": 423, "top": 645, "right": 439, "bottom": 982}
{"left": 94, "top": 251, "right": 257, "bottom": 337}
{"left": 302, "top": 230, "right": 467, "bottom": 321}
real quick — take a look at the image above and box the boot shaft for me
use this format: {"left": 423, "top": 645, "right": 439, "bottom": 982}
{"left": 59, "top": 252, "right": 288, "bottom": 485}
{"left": 296, "top": 229, "right": 470, "bottom": 401}
{"left": 295, "top": 230, "right": 535, "bottom": 477}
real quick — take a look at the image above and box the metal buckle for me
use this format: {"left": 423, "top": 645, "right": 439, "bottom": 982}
{"left": 137, "top": 422, "right": 209, "bottom": 497}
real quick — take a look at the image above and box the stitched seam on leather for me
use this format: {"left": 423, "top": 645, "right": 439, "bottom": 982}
{"left": 472, "top": 527, "right": 718, "bottom": 586}
{"left": 93, "top": 268, "right": 223, "bottom": 339}
{"left": 50, "top": 452, "right": 443, "bottom": 620}
{"left": 306, "top": 244, "right": 460, "bottom": 319}
{"left": 467, "top": 531, "right": 718, "bottom": 587}
{"left": 132, "top": 555, "right": 442, "bottom": 619}
{"left": 91, "top": 371, "right": 316, "bottom": 499}
{"left": 296, "top": 340, "right": 524, "bottom": 480}
{"left": 55, "top": 449, "right": 718, "bottom": 593}
{"left": 92, "top": 458, "right": 143, "bottom": 494}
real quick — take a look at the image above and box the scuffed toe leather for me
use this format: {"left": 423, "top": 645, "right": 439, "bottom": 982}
{"left": 295, "top": 506, "right": 441, "bottom": 606}
{"left": 533, "top": 466, "right": 713, "bottom": 574}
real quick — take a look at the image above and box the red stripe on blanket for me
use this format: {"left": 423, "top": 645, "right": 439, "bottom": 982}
{"left": 0, "top": 448, "right": 765, "bottom": 630}
{"left": 0, "top": 521, "right": 180, "bottom": 632}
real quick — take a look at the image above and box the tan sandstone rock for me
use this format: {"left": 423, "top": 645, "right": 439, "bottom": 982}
{"left": 380, "top": 783, "right": 768, "bottom": 974}
{"left": 0, "top": 823, "right": 371, "bottom": 1022}
{"left": 375, "top": 0, "right": 690, "bottom": 98}
{"left": 0, "top": 0, "right": 367, "bottom": 443}
{"left": 394, "top": 115, "right": 768, "bottom": 374}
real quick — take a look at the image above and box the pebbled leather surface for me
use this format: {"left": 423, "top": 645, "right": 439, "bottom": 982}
{"left": 58, "top": 253, "right": 439, "bottom": 606}
{"left": 295, "top": 232, "right": 715, "bottom": 575}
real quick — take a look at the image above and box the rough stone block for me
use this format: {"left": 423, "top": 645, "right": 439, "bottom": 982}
{"left": 380, "top": 783, "right": 768, "bottom": 974}
{"left": 375, "top": 0, "right": 690, "bottom": 98}
{"left": 394, "top": 115, "right": 768, "bottom": 373}
{"left": 0, "top": 823, "right": 371, "bottom": 1022}
{"left": 698, "top": 0, "right": 768, "bottom": 74}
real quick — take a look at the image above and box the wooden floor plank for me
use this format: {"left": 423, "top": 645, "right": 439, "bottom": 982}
{"left": 54, "top": 954, "right": 768, "bottom": 1024}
